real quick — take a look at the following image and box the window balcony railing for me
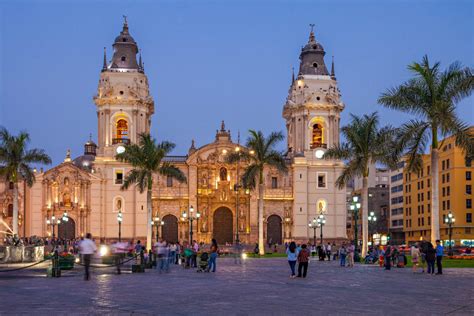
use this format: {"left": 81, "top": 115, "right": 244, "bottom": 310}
{"left": 310, "top": 142, "right": 327, "bottom": 149}
{"left": 112, "top": 138, "right": 130, "bottom": 145}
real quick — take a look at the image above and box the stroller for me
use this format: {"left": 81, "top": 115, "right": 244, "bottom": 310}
{"left": 197, "top": 252, "right": 209, "bottom": 272}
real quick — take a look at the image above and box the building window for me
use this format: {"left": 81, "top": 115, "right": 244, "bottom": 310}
{"left": 271, "top": 177, "right": 278, "bottom": 189}
{"left": 427, "top": 166, "right": 430, "bottom": 175}
{"left": 467, "top": 171, "right": 472, "bottom": 181}
{"left": 442, "top": 160, "right": 445, "bottom": 170}
{"left": 115, "top": 169, "right": 124, "bottom": 185}
{"left": 7, "top": 204, "right": 13, "bottom": 217}
{"left": 447, "top": 186, "right": 450, "bottom": 196}
{"left": 447, "top": 200, "right": 450, "bottom": 209}
{"left": 418, "top": 218, "right": 420, "bottom": 226}
{"left": 467, "top": 185, "right": 472, "bottom": 195}
{"left": 311, "top": 123, "right": 324, "bottom": 149}
{"left": 166, "top": 176, "right": 173, "bottom": 187}
{"left": 317, "top": 173, "right": 327, "bottom": 188}
{"left": 467, "top": 213, "right": 472, "bottom": 223}
{"left": 8, "top": 182, "right": 14, "bottom": 190}
{"left": 442, "top": 200, "right": 446, "bottom": 210}
{"left": 427, "top": 191, "right": 431, "bottom": 200}
{"left": 446, "top": 173, "right": 450, "bottom": 182}
{"left": 466, "top": 227, "right": 472, "bottom": 234}
{"left": 427, "top": 179, "right": 430, "bottom": 187}
{"left": 442, "top": 187, "right": 445, "bottom": 197}
{"left": 466, "top": 157, "right": 472, "bottom": 167}
{"left": 467, "top": 199, "right": 472, "bottom": 209}
{"left": 446, "top": 159, "right": 450, "bottom": 169}
{"left": 421, "top": 217, "right": 424, "bottom": 226}
{"left": 121, "top": 56, "right": 126, "bottom": 61}
{"left": 428, "top": 204, "right": 431, "bottom": 212}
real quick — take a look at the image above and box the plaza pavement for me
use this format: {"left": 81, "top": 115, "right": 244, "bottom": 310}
{"left": 1, "top": 257, "right": 473, "bottom": 315}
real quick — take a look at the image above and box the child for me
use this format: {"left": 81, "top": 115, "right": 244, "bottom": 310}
{"left": 297, "top": 244, "right": 310, "bottom": 278}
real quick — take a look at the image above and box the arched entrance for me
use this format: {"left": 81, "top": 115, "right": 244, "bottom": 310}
{"left": 162, "top": 215, "right": 178, "bottom": 243}
{"left": 267, "top": 215, "right": 282, "bottom": 245}
{"left": 213, "top": 207, "right": 233, "bottom": 244}
{"left": 58, "top": 217, "right": 75, "bottom": 240}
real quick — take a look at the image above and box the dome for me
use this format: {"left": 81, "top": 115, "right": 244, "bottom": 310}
{"left": 108, "top": 17, "right": 140, "bottom": 71}
{"left": 73, "top": 154, "right": 96, "bottom": 172}
{"left": 298, "top": 28, "right": 329, "bottom": 76}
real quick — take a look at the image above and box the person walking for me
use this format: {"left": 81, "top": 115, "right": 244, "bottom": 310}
{"left": 411, "top": 243, "right": 421, "bottom": 273}
{"left": 208, "top": 239, "right": 219, "bottom": 272}
{"left": 191, "top": 240, "right": 199, "bottom": 268}
{"left": 286, "top": 241, "right": 298, "bottom": 278}
{"left": 435, "top": 240, "right": 444, "bottom": 275}
{"left": 339, "top": 243, "right": 347, "bottom": 267}
{"left": 79, "top": 233, "right": 97, "bottom": 281}
{"left": 297, "top": 244, "right": 310, "bottom": 278}
{"left": 154, "top": 238, "right": 168, "bottom": 273}
{"left": 169, "top": 243, "right": 177, "bottom": 265}
{"left": 426, "top": 243, "right": 436, "bottom": 275}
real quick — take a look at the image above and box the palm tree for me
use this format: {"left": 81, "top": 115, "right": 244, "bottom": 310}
{"left": 379, "top": 55, "right": 474, "bottom": 244}
{"left": 323, "top": 113, "right": 398, "bottom": 257}
{"left": 116, "top": 133, "right": 186, "bottom": 251}
{"left": 226, "top": 130, "right": 288, "bottom": 255}
{"left": 0, "top": 127, "right": 51, "bottom": 235}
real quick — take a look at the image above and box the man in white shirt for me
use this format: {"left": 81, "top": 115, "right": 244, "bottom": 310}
{"left": 79, "top": 233, "right": 97, "bottom": 280}
{"left": 154, "top": 239, "right": 168, "bottom": 273}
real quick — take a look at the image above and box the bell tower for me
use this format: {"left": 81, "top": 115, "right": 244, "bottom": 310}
{"left": 93, "top": 17, "right": 155, "bottom": 158}
{"left": 283, "top": 25, "right": 344, "bottom": 157}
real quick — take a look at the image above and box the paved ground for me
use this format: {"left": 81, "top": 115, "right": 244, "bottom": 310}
{"left": 1, "top": 257, "right": 473, "bottom": 315}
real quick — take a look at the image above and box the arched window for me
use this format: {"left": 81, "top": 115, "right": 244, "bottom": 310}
{"left": 219, "top": 167, "right": 227, "bottom": 181}
{"left": 116, "top": 119, "right": 128, "bottom": 140}
{"left": 311, "top": 123, "right": 324, "bottom": 149}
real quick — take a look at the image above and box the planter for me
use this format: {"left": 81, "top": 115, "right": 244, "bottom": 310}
{"left": 59, "top": 257, "right": 75, "bottom": 270}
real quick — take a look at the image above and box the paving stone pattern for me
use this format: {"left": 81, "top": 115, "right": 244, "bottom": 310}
{"left": 1, "top": 257, "right": 473, "bottom": 315}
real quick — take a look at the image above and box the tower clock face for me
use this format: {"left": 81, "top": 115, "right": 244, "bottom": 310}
{"left": 116, "top": 145, "right": 125, "bottom": 154}
{"left": 315, "top": 149, "right": 325, "bottom": 159}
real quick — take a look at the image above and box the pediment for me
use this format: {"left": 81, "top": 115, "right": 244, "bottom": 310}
{"left": 42, "top": 162, "right": 94, "bottom": 183}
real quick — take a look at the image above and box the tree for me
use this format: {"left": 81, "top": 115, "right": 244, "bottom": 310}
{"left": 226, "top": 130, "right": 288, "bottom": 255}
{"left": 379, "top": 55, "right": 474, "bottom": 245}
{"left": 323, "top": 113, "right": 398, "bottom": 257}
{"left": 0, "top": 127, "right": 51, "bottom": 235}
{"left": 116, "top": 133, "right": 186, "bottom": 250}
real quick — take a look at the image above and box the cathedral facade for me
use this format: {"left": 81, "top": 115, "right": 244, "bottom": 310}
{"left": 0, "top": 21, "right": 347, "bottom": 245}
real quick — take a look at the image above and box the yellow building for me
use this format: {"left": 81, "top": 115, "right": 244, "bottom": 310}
{"left": 403, "top": 131, "right": 474, "bottom": 246}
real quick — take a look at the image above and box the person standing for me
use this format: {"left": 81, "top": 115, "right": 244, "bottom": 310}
{"left": 169, "top": 243, "right": 177, "bottom": 265}
{"left": 347, "top": 243, "right": 355, "bottom": 268}
{"left": 435, "top": 240, "right": 444, "bottom": 275}
{"left": 326, "top": 242, "right": 332, "bottom": 261}
{"left": 339, "top": 243, "right": 347, "bottom": 267}
{"left": 426, "top": 243, "right": 436, "bottom": 275}
{"left": 286, "top": 241, "right": 298, "bottom": 278}
{"left": 191, "top": 240, "right": 199, "bottom": 268}
{"left": 208, "top": 239, "right": 219, "bottom": 272}
{"left": 384, "top": 244, "right": 392, "bottom": 270}
{"left": 154, "top": 238, "right": 168, "bottom": 273}
{"left": 297, "top": 244, "right": 310, "bottom": 278}
{"left": 411, "top": 243, "right": 421, "bottom": 273}
{"left": 79, "top": 233, "right": 97, "bottom": 281}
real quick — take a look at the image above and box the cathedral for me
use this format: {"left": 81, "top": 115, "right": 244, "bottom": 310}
{"left": 0, "top": 20, "right": 347, "bottom": 245}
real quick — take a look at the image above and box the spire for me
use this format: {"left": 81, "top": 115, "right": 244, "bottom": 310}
{"left": 221, "top": 120, "right": 226, "bottom": 132}
{"left": 237, "top": 130, "right": 241, "bottom": 145}
{"left": 188, "top": 139, "right": 197, "bottom": 155}
{"left": 331, "top": 55, "right": 336, "bottom": 79}
{"left": 122, "top": 15, "right": 129, "bottom": 33}
{"left": 139, "top": 49, "right": 144, "bottom": 72}
{"left": 291, "top": 66, "right": 295, "bottom": 83}
{"left": 309, "top": 24, "right": 315, "bottom": 43}
{"left": 102, "top": 47, "right": 107, "bottom": 71}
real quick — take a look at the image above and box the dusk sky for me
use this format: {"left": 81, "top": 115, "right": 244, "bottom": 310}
{"left": 1, "top": 0, "right": 473, "bottom": 166}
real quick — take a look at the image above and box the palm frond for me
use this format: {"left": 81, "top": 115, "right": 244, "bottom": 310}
{"left": 159, "top": 163, "right": 187, "bottom": 183}
{"left": 241, "top": 164, "right": 259, "bottom": 190}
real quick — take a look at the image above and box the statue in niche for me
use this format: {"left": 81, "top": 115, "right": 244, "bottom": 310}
{"left": 219, "top": 167, "right": 227, "bottom": 181}
{"left": 116, "top": 199, "right": 122, "bottom": 211}
{"left": 63, "top": 192, "right": 71, "bottom": 207}
{"left": 318, "top": 201, "right": 325, "bottom": 214}
{"left": 239, "top": 218, "right": 245, "bottom": 232}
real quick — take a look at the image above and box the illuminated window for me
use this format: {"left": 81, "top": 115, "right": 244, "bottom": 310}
{"left": 116, "top": 119, "right": 128, "bottom": 140}
{"left": 311, "top": 123, "right": 324, "bottom": 149}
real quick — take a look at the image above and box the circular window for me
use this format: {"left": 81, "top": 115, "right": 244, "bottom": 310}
{"left": 313, "top": 63, "right": 318, "bottom": 68}
{"left": 316, "top": 96, "right": 320, "bottom": 101}
{"left": 121, "top": 56, "right": 126, "bottom": 62}
{"left": 119, "top": 91, "right": 124, "bottom": 95}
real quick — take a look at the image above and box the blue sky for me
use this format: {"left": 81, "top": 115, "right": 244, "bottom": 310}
{"left": 0, "top": 0, "right": 473, "bottom": 165}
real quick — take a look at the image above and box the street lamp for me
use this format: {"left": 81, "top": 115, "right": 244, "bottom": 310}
{"left": 182, "top": 205, "right": 200, "bottom": 242}
{"left": 46, "top": 215, "right": 61, "bottom": 242}
{"left": 117, "top": 210, "right": 123, "bottom": 242}
{"left": 308, "top": 218, "right": 318, "bottom": 246}
{"left": 349, "top": 196, "right": 362, "bottom": 257}
{"left": 62, "top": 211, "right": 69, "bottom": 252}
{"left": 444, "top": 211, "right": 455, "bottom": 256}
{"left": 317, "top": 214, "right": 326, "bottom": 245}
{"left": 234, "top": 142, "right": 242, "bottom": 244}
{"left": 368, "top": 211, "right": 377, "bottom": 247}
{"left": 151, "top": 216, "right": 165, "bottom": 242}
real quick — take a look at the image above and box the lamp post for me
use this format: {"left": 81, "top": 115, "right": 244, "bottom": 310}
{"left": 182, "top": 205, "right": 200, "bottom": 242}
{"left": 308, "top": 218, "right": 318, "bottom": 246}
{"left": 46, "top": 215, "right": 61, "bottom": 239}
{"left": 317, "top": 214, "right": 326, "bottom": 245}
{"left": 367, "top": 211, "right": 377, "bottom": 247}
{"left": 151, "top": 216, "right": 165, "bottom": 242}
{"left": 62, "top": 211, "right": 69, "bottom": 252}
{"left": 234, "top": 140, "right": 241, "bottom": 244}
{"left": 117, "top": 210, "right": 123, "bottom": 242}
{"left": 350, "top": 196, "right": 362, "bottom": 258}
{"left": 444, "top": 210, "right": 455, "bottom": 256}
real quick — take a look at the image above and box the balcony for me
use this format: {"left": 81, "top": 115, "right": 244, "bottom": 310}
{"left": 112, "top": 138, "right": 130, "bottom": 145}
{"left": 310, "top": 142, "right": 327, "bottom": 150}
